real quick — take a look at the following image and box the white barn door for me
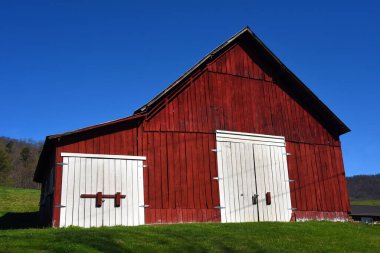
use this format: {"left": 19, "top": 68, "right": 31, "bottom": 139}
{"left": 59, "top": 153, "right": 146, "bottom": 227}
{"left": 216, "top": 130, "right": 292, "bottom": 222}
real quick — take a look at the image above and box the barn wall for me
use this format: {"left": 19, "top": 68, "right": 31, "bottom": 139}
{"left": 141, "top": 131, "right": 221, "bottom": 224}
{"left": 142, "top": 43, "right": 350, "bottom": 219}
{"left": 286, "top": 142, "right": 350, "bottom": 215}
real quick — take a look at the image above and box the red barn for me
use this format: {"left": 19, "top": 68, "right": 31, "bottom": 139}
{"left": 34, "top": 27, "right": 351, "bottom": 227}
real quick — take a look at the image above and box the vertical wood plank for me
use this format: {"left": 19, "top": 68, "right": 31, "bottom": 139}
{"left": 161, "top": 133, "right": 169, "bottom": 209}
{"left": 179, "top": 133, "right": 188, "bottom": 208}
{"left": 84, "top": 158, "right": 92, "bottom": 228}
{"left": 209, "top": 134, "right": 220, "bottom": 208}
{"left": 270, "top": 145, "right": 280, "bottom": 221}
{"left": 216, "top": 141, "right": 226, "bottom": 222}
{"left": 126, "top": 160, "right": 134, "bottom": 226}
{"left": 96, "top": 158, "right": 104, "bottom": 226}
{"left": 72, "top": 157, "right": 81, "bottom": 226}
{"left": 108, "top": 159, "right": 116, "bottom": 226}
{"left": 115, "top": 159, "right": 122, "bottom": 225}
{"left": 77, "top": 157, "right": 85, "bottom": 226}
{"left": 231, "top": 143, "right": 241, "bottom": 222}
{"left": 121, "top": 160, "right": 128, "bottom": 226}
{"left": 167, "top": 132, "right": 176, "bottom": 209}
{"left": 285, "top": 143, "right": 297, "bottom": 210}
{"left": 90, "top": 159, "right": 98, "bottom": 227}
{"left": 137, "top": 160, "right": 145, "bottom": 225}
{"left": 197, "top": 133, "right": 207, "bottom": 209}
{"left": 334, "top": 146, "right": 350, "bottom": 212}
{"left": 154, "top": 133, "right": 162, "bottom": 209}
{"left": 254, "top": 145, "right": 266, "bottom": 221}
{"left": 132, "top": 160, "right": 139, "bottom": 226}
{"left": 238, "top": 143, "right": 248, "bottom": 221}
{"left": 103, "top": 158, "right": 110, "bottom": 226}
{"left": 203, "top": 134, "right": 213, "bottom": 209}
{"left": 281, "top": 146, "right": 292, "bottom": 221}
{"left": 242, "top": 143, "right": 250, "bottom": 221}
{"left": 222, "top": 142, "right": 233, "bottom": 222}
{"left": 185, "top": 134, "right": 195, "bottom": 209}
{"left": 59, "top": 157, "right": 69, "bottom": 227}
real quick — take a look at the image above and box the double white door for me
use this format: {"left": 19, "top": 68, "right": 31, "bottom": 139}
{"left": 216, "top": 130, "right": 292, "bottom": 222}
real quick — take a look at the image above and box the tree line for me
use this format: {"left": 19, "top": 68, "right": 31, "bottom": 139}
{"left": 0, "top": 136, "right": 42, "bottom": 189}
{"left": 346, "top": 174, "right": 380, "bottom": 200}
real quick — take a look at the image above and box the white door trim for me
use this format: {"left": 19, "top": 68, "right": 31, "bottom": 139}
{"left": 61, "top": 152, "right": 146, "bottom": 160}
{"left": 216, "top": 130, "right": 285, "bottom": 147}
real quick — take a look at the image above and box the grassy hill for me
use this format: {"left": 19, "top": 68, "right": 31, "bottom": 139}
{"left": 1, "top": 187, "right": 380, "bottom": 253}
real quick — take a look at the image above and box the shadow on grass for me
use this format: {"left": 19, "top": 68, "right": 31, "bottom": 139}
{"left": 0, "top": 212, "right": 41, "bottom": 230}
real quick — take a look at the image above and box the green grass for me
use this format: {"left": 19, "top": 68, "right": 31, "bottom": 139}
{"left": 0, "top": 186, "right": 380, "bottom": 252}
{"left": 351, "top": 200, "right": 380, "bottom": 206}
{"left": 0, "top": 186, "right": 40, "bottom": 216}
{"left": 0, "top": 222, "right": 379, "bottom": 253}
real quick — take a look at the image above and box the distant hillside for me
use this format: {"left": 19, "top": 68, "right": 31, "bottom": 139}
{"left": 346, "top": 174, "right": 380, "bottom": 201}
{"left": 0, "top": 137, "right": 42, "bottom": 189}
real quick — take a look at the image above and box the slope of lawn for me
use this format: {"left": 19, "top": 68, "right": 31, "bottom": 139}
{"left": 0, "top": 186, "right": 40, "bottom": 215}
{"left": 1, "top": 186, "right": 380, "bottom": 253}
{"left": 351, "top": 200, "right": 380, "bottom": 206}
{"left": 0, "top": 222, "right": 379, "bottom": 253}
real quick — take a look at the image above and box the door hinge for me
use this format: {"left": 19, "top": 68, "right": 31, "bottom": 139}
{"left": 56, "top": 162, "right": 68, "bottom": 166}
{"left": 285, "top": 179, "right": 295, "bottom": 182}
{"left": 214, "top": 206, "right": 225, "bottom": 209}
{"left": 213, "top": 177, "right": 223, "bottom": 180}
{"left": 139, "top": 205, "right": 150, "bottom": 208}
{"left": 211, "top": 149, "right": 221, "bottom": 152}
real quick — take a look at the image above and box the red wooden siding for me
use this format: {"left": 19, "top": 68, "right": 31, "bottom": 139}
{"left": 286, "top": 142, "right": 349, "bottom": 214}
{"left": 142, "top": 132, "right": 221, "bottom": 224}
{"left": 146, "top": 57, "right": 338, "bottom": 146}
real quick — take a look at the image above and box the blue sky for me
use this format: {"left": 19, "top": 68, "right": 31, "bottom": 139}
{"left": 0, "top": 1, "right": 379, "bottom": 176}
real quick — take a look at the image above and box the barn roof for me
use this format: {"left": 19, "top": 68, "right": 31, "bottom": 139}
{"left": 134, "top": 26, "right": 350, "bottom": 136}
{"left": 46, "top": 113, "right": 145, "bottom": 140}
